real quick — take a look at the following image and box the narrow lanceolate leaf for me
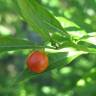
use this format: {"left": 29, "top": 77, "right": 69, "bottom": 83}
{"left": 47, "top": 51, "right": 83, "bottom": 70}
{"left": 0, "top": 36, "right": 44, "bottom": 52}
{"left": 16, "top": 51, "right": 83, "bottom": 84}
{"left": 16, "top": 0, "right": 68, "bottom": 42}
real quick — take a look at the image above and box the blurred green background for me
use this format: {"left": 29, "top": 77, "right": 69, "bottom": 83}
{"left": 0, "top": 0, "right": 96, "bottom": 96}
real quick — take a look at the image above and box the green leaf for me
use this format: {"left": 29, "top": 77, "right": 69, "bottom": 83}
{"left": 76, "top": 34, "right": 96, "bottom": 53}
{"left": 47, "top": 51, "right": 82, "bottom": 70}
{"left": 56, "top": 17, "right": 80, "bottom": 29}
{"left": 77, "top": 41, "right": 96, "bottom": 53}
{"left": 16, "top": 0, "right": 68, "bottom": 42}
{"left": 16, "top": 51, "right": 83, "bottom": 85}
{"left": 0, "top": 36, "right": 45, "bottom": 52}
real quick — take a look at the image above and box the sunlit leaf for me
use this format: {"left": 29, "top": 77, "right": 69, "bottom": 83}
{"left": 18, "top": 51, "right": 83, "bottom": 84}
{"left": 17, "top": 0, "right": 69, "bottom": 42}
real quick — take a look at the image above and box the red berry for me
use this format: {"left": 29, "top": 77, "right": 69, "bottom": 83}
{"left": 27, "top": 51, "right": 48, "bottom": 73}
